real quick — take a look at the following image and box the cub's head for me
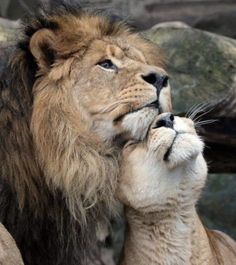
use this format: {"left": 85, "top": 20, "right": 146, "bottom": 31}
{"left": 14, "top": 6, "right": 171, "bottom": 222}
{"left": 117, "top": 114, "right": 207, "bottom": 214}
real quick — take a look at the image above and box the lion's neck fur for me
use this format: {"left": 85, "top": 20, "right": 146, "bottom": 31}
{"left": 121, "top": 207, "right": 215, "bottom": 265}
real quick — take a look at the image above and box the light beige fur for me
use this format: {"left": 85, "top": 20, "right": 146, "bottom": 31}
{"left": 0, "top": 223, "right": 24, "bottom": 265}
{"left": 117, "top": 114, "right": 236, "bottom": 265}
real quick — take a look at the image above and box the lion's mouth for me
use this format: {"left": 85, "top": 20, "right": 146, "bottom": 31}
{"left": 114, "top": 100, "right": 160, "bottom": 123}
{"left": 145, "top": 100, "right": 159, "bottom": 109}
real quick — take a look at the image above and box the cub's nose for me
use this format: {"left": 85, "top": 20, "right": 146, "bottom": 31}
{"left": 154, "top": 113, "right": 174, "bottom": 129}
{"left": 142, "top": 72, "right": 169, "bottom": 90}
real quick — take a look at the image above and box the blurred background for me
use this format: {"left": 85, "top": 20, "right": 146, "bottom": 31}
{"left": 1, "top": 0, "right": 236, "bottom": 38}
{"left": 0, "top": 0, "right": 236, "bottom": 263}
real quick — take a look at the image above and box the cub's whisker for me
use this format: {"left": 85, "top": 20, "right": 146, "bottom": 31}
{"left": 194, "top": 119, "right": 218, "bottom": 127}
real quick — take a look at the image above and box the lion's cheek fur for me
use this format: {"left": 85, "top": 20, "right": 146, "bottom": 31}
{"left": 31, "top": 81, "right": 120, "bottom": 223}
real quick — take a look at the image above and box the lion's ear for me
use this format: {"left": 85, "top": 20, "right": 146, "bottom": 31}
{"left": 30, "top": 29, "right": 56, "bottom": 73}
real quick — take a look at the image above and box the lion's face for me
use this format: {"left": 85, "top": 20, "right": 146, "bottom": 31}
{"left": 72, "top": 39, "right": 171, "bottom": 143}
{"left": 29, "top": 13, "right": 171, "bottom": 148}
{"left": 27, "top": 11, "right": 171, "bottom": 222}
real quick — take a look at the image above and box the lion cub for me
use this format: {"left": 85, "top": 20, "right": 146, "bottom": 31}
{"left": 117, "top": 113, "right": 236, "bottom": 265}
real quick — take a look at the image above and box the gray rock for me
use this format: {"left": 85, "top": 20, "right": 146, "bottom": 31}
{"left": 151, "top": 21, "right": 190, "bottom": 29}
{"left": 0, "top": 19, "right": 18, "bottom": 72}
{"left": 198, "top": 174, "right": 236, "bottom": 240}
{"left": 144, "top": 25, "right": 236, "bottom": 116}
{"left": 0, "top": 23, "right": 18, "bottom": 42}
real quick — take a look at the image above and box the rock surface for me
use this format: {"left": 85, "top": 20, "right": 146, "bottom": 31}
{"left": 0, "top": 18, "right": 18, "bottom": 72}
{"left": 198, "top": 174, "right": 236, "bottom": 240}
{"left": 0, "top": 223, "right": 24, "bottom": 265}
{"left": 0, "top": 18, "right": 18, "bottom": 46}
{"left": 1, "top": 0, "right": 236, "bottom": 39}
{"left": 144, "top": 24, "right": 236, "bottom": 116}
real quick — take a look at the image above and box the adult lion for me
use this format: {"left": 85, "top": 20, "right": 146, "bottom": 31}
{"left": 0, "top": 3, "right": 171, "bottom": 265}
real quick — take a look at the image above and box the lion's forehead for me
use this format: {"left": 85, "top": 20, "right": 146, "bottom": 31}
{"left": 52, "top": 14, "right": 161, "bottom": 66}
{"left": 83, "top": 38, "right": 147, "bottom": 67}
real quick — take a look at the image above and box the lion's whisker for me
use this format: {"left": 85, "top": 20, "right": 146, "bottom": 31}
{"left": 99, "top": 101, "right": 123, "bottom": 113}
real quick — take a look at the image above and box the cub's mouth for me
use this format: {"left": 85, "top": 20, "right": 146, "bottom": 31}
{"left": 149, "top": 114, "right": 204, "bottom": 168}
{"left": 163, "top": 133, "right": 178, "bottom": 161}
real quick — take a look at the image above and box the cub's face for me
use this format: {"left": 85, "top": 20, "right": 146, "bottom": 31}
{"left": 71, "top": 39, "right": 171, "bottom": 143}
{"left": 116, "top": 114, "right": 207, "bottom": 213}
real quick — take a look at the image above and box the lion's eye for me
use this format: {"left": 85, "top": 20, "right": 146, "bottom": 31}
{"left": 97, "top": 59, "right": 117, "bottom": 71}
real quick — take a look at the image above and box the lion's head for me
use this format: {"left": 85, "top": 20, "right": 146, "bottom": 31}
{"left": 7, "top": 7, "right": 171, "bottom": 225}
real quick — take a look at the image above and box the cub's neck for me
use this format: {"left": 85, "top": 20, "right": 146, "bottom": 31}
{"left": 120, "top": 206, "right": 214, "bottom": 265}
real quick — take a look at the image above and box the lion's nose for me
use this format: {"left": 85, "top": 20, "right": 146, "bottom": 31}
{"left": 154, "top": 113, "right": 174, "bottom": 129}
{"left": 142, "top": 72, "right": 169, "bottom": 90}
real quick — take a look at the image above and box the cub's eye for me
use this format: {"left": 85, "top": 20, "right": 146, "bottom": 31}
{"left": 97, "top": 59, "right": 118, "bottom": 71}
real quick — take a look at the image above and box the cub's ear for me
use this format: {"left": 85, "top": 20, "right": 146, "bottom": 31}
{"left": 29, "top": 29, "right": 56, "bottom": 73}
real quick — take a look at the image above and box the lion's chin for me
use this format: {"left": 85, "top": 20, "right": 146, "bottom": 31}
{"left": 121, "top": 107, "right": 159, "bottom": 141}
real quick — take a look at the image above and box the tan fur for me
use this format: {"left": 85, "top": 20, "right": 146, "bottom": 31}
{"left": 4, "top": 8, "right": 172, "bottom": 220}
{"left": 0, "top": 223, "right": 24, "bottom": 265}
{"left": 0, "top": 7, "right": 173, "bottom": 264}
{"left": 117, "top": 114, "right": 236, "bottom": 265}
{"left": 26, "top": 13, "right": 172, "bottom": 223}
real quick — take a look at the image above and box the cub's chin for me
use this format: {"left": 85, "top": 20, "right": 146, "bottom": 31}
{"left": 148, "top": 115, "right": 204, "bottom": 169}
{"left": 163, "top": 130, "right": 204, "bottom": 169}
